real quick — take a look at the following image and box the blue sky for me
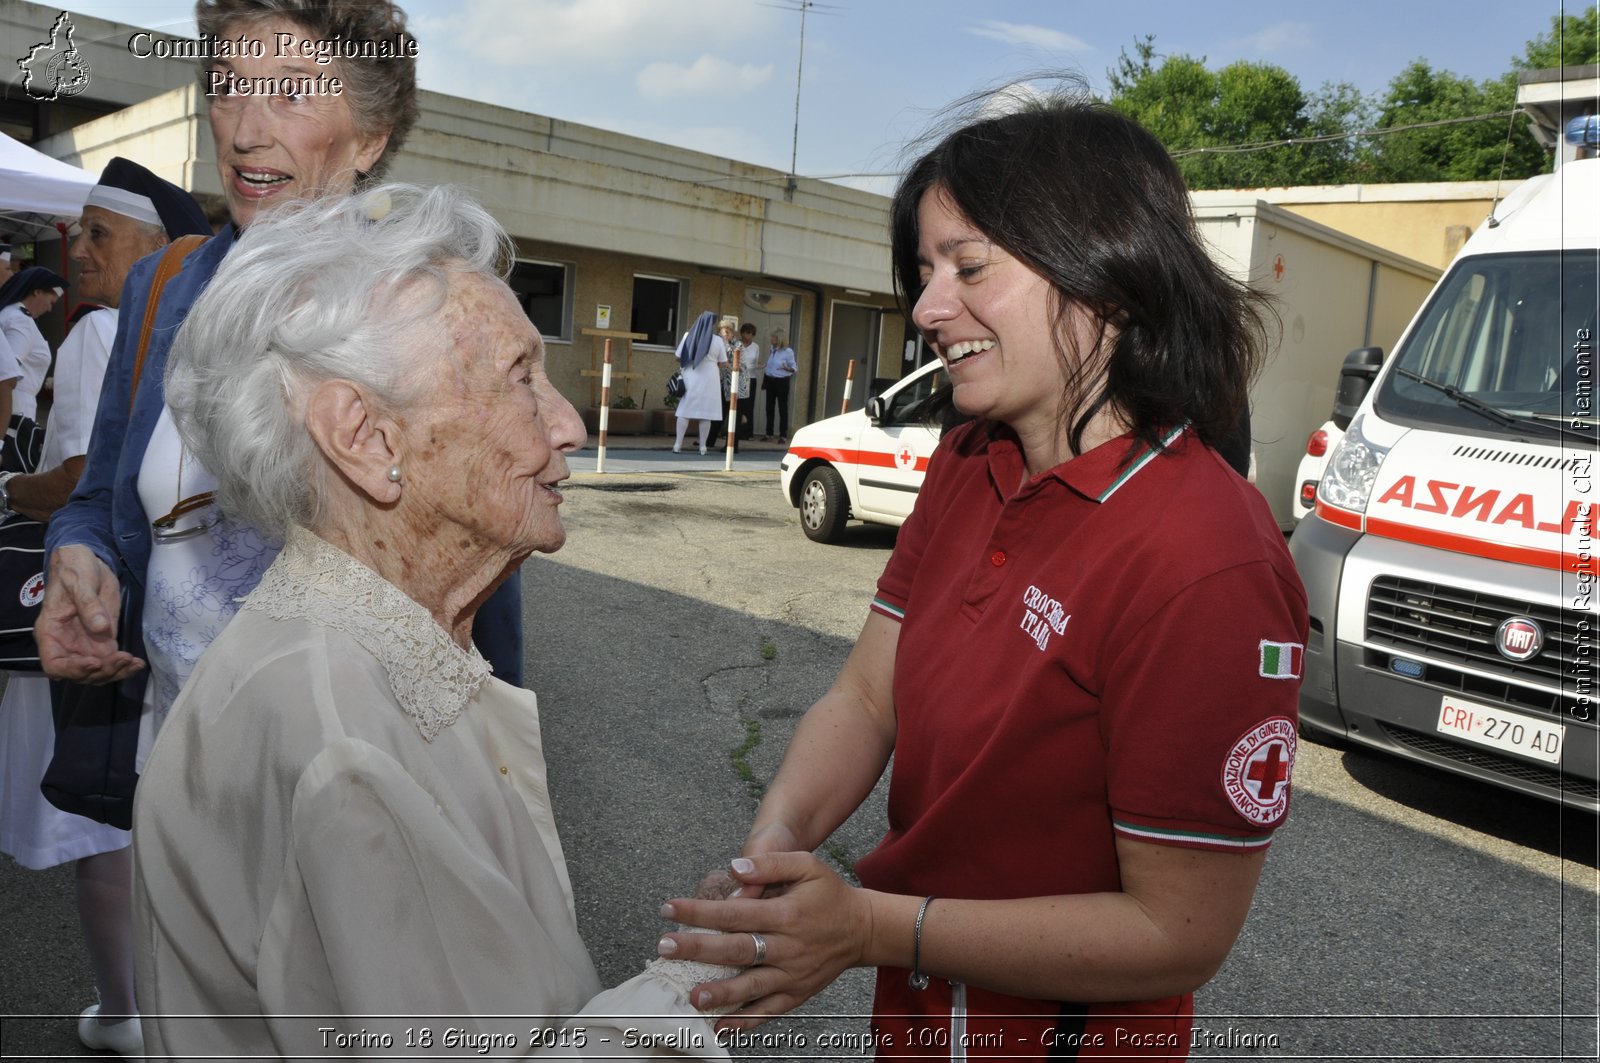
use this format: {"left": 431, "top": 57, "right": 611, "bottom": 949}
{"left": 49, "top": 1, "right": 1582, "bottom": 192}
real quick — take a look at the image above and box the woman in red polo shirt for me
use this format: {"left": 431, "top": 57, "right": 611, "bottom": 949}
{"left": 662, "top": 84, "right": 1307, "bottom": 1061}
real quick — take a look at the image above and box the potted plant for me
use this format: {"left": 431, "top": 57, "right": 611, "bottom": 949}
{"left": 584, "top": 394, "right": 649, "bottom": 435}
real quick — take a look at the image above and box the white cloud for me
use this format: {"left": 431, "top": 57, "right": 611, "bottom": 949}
{"left": 636, "top": 54, "right": 772, "bottom": 101}
{"left": 434, "top": 0, "right": 772, "bottom": 69}
{"left": 1226, "top": 21, "right": 1315, "bottom": 56}
{"left": 965, "top": 20, "right": 1091, "bottom": 54}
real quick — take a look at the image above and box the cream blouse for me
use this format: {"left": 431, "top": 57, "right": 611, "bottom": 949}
{"left": 132, "top": 528, "right": 731, "bottom": 1058}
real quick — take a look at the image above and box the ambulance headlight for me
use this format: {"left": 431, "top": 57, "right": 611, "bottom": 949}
{"left": 1318, "top": 416, "right": 1388, "bottom": 513}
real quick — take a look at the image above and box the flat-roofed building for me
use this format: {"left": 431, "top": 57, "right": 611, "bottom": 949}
{"left": 5, "top": 0, "right": 909, "bottom": 430}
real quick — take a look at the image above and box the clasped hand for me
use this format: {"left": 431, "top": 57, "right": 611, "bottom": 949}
{"left": 35, "top": 545, "right": 145, "bottom": 683}
{"left": 659, "top": 851, "right": 871, "bottom": 1032}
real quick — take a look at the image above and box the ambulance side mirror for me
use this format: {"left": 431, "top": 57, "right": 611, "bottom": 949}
{"left": 1333, "top": 347, "right": 1384, "bottom": 431}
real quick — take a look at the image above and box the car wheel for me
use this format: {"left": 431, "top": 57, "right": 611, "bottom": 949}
{"left": 799, "top": 466, "right": 849, "bottom": 542}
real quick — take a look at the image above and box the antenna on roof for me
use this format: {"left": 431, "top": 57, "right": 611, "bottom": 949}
{"left": 1486, "top": 107, "right": 1526, "bottom": 229}
{"left": 760, "top": 0, "right": 843, "bottom": 200}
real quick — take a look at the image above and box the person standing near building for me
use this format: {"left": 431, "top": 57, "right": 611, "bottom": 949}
{"left": 706, "top": 318, "right": 739, "bottom": 452}
{"left": 673, "top": 311, "right": 727, "bottom": 455}
{"left": 733, "top": 323, "right": 761, "bottom": 441}
{"left": 761, "top": 330, "right": 798, "bottom": 441}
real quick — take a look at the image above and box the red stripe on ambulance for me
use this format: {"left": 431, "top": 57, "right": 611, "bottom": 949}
{"left": 787, "top": 445, "right": 930, "bottom": 472}
{"left": 1364, "top": 516, "right": 1597, "bottom": 575}
{"left": 1314, "top": 499, "right": 1364, "bottom": 530}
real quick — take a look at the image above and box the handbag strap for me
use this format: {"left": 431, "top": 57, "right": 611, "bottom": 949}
{"left": 130, "top": 233, "right": 208, "bottom": 414}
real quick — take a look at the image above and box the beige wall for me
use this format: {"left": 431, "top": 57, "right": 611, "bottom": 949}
{"left": 1280, "top": 199, "right": 1495, "bottom": 269}
{"left": 1193, "top": 181, "right": 1523, "bottom": 271}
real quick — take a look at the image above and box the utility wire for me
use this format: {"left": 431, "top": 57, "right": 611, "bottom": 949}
{"left": 1169, "top": 109, "right": 1523, "bottom": 157}
{"left": 697, "top": 108, "right": 1532, "bottom": 185}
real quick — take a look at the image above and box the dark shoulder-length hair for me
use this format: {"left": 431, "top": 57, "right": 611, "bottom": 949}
{"left": 890, "top": 85, "right": 1271, "bottom": 456}
{"left": 196, "top": 0, "right": 419, "bottom": 183}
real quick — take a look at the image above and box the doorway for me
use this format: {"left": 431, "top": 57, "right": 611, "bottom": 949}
{"left": 825, "top": 302, "right": 883, "bottom": 416}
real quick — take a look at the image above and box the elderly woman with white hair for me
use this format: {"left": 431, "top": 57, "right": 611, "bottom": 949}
{"left": 135, "top": 184, "right": 734, "bottom": 1058}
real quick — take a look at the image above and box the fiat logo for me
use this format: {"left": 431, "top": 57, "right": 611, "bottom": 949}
{"left": 1495, "top": 618, "right": 1544, "bottom": 661}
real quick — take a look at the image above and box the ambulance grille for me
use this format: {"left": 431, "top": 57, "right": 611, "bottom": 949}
{"left": 1450, "top": 445, "right": 1581, "bottom": 471}
{"left": 1365, "top": 576, "right": 1593, "bottom": 725}
{"left": 1381, "top": 723, "right": 1600, "bottom": 802}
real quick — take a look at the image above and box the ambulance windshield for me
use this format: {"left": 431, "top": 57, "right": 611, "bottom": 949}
{"left": 1375, "top": 250, "right": 1598, "bottom": 444}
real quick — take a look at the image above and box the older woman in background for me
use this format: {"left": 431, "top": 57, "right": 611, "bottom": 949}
{"left": 705, "top": 317, "right": 738, "bottom": 452}
{"left": 138, "top": 183, "right": 736, "bottom": 1058}
{"left": 40, "top": 0, "right": 523, "bottom": 826}
{"left": 0, "top": 158, "right": 210, "bottom": 1057}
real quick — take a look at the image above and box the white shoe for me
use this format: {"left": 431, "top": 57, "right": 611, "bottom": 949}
{"left": 699, "top": 445, "right": 707, "bottom": 455}
{"left": 672, "top": 445, "right": 682, "bottom": 453}
{"left": 78, "top": 1004, "right": 143, "bottom": 1056}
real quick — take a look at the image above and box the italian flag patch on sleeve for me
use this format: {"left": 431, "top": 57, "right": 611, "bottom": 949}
{"left": 1259, "top": 641, "right": 1304, "bottom": 680}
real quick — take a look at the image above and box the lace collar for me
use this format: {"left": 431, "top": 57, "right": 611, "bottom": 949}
{"left": 246, "top": 527, "right": 492, "bottom": 740}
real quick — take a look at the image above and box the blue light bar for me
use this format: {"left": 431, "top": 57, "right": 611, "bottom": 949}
{"left": 1565, "top": 114, "right": 1600, "bottom": 147}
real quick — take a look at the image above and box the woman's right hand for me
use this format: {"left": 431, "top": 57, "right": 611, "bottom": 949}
{"left": 660, "top": 851, "right": 876, "bottom": 1030}
{"left": 36, "top": 545, "right": 145, "bottom": 683}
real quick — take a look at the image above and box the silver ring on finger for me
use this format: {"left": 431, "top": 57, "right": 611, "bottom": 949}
{"left": 749, "top": 931, "right": 768, "bottom": 966}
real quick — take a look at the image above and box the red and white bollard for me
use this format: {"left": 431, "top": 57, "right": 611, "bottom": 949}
{"left": 596, "top": 338, "right": 613, "bottom": 474}
{"left": 724, "top": 348, "right": 741, "bottom": 471}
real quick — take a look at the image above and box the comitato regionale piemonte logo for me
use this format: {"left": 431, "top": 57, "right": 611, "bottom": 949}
{"left": 17, "top": 11, "right": 92, "bottom": 101}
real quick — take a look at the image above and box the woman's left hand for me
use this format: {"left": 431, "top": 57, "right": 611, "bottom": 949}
{"left": 659, "top": 851, "right": 873, "bottom": 1030}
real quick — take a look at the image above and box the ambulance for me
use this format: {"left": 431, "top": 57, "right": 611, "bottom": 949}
{"left": 779, "top": 360, "right": 946, "bottom": 541}
{"left": 1290, "top": 156, "right": 1599, "bottom": 810}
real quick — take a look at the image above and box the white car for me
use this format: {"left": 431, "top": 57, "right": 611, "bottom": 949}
{"left": 1291, "top": 420, "right": 1342, "bottom": 522}
{"left": 1291, "top": 346, "right": 1382, "bottom": 521}
{"left": 779, "top": 360, "right": 947, "bottom": 542}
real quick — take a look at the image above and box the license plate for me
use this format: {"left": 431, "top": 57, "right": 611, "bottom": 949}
{"left": 1436, "top": 696, "right": 1564, "bottom": 764}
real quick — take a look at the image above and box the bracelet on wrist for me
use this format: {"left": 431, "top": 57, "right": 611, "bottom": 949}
{"left": 908, "top": 895, "right": 935, "bottom": 991}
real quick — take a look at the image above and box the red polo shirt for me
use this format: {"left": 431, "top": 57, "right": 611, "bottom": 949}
{"left": 857, "top": 421, "right": 1307, "bottom": 1060}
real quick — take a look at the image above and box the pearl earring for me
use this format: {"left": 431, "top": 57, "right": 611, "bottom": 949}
{"left": 387, "top": 466, "right": 403, "bottom": 483}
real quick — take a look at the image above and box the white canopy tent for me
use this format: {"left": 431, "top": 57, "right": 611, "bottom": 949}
{"left": 0, "top": 131, "right": 96, "bottom": 243}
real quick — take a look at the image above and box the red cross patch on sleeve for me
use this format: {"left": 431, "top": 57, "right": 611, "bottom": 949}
{"left": 1222, "top": 717, "right": 1297, "bottom": 825}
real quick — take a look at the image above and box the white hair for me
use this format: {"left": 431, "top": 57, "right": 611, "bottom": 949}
{"left": 165, "top": 183, "right": 513, "bottom": 538}
{"left": 124, "top": 216, "right": 168, "bottom": 245}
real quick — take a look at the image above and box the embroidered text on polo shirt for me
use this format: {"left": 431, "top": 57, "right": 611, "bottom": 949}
{"left": 1019, "top": 583, "right": 1070, "bottom": 651}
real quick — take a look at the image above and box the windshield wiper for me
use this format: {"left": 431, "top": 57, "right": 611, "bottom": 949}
{"left": 1525, "top": 411, "right": 1600, "bottom": 438}
{"left": 1395, "top": 368, "right": 1566, "bottom": 439}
